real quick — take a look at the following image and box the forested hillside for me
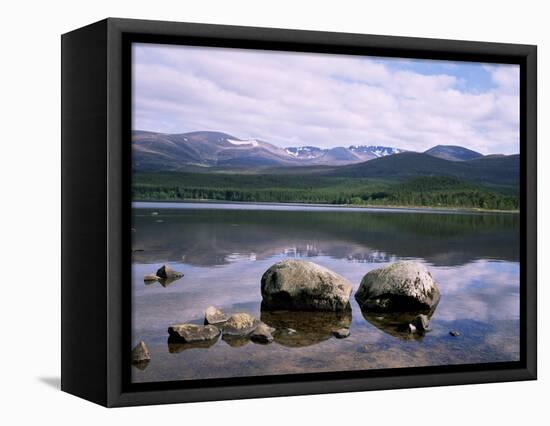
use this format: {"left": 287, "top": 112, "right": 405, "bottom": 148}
{"left": 133, "top": 173, "right": 518, "bottom": 211}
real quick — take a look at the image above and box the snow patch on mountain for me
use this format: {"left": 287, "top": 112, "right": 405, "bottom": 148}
{"left": 228, "top": 139, "right": 259, "bottom": 147}
{"left": 285, "top": 146, "right": 323, "bottom": 159}
{"left": 349, "top": 145, "right": 404, "bottom": 157}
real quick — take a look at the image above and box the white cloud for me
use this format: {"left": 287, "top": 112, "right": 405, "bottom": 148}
{"left": 133, "top": 43, "right": 520, "bottom": 154}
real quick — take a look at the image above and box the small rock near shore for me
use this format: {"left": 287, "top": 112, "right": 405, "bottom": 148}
{"left": 156, "top": 264, "right": 184, "bottom": 279}
{"left": 449, "top": 330, "right": 461, "bottom": 337}
{"left": 204, "top": 306, "right": 228, "bottom": 325}
{"left": 143, "top": 274, "right": 160, "bottom": 282}
{"left": 355, "top": 261, "right": 440, "bottom": 312}
{"left": 407, "top": 323, "right": 417, "bottom": 334}
{"left": 261, "top": 259, "right": 353, "bottom": 311}
{"left": 250, "top": 323, "right": 275, "bottom": 344}
{"left": 168, "top": 324, "right": 220, "bottom": 343}
{"left": 131, "top": 341, "right": 151, "bottom": 363}
{"left": 223, "top": 313, "right": 259, "bottom": 336}
{"left": 333, "top": 328, "right": 350, "bottom": 339}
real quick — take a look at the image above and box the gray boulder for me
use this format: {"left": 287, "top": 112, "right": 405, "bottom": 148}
{"left": 355, "top": 261, "right": 440, "bottom": 312}
{"left": 156, "top": 264, "right": 184, "bottom": 279}
{"left": 204, "top": 306, "right": 228, "bottom": 325}
{"left": 261, "top": 259, "right": 353, "bottom": 311}
{"left": 168, "top": 324, "right": 220, "bottom": 343}
{"left": 131, "top": 341, "right": 151, "bottom": 363}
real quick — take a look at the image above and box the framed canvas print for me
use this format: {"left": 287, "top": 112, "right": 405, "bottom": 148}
{"left": 61, "top": 18, "right": 537, "bottom": 407}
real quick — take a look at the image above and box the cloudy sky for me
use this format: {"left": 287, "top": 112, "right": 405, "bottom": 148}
{"left": 133, "top": 43, "right": 519, "bottom": 155}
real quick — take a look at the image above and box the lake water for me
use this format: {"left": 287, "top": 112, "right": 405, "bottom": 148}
{"left": 131, "top": 202, "right": 520, "bottom": 383}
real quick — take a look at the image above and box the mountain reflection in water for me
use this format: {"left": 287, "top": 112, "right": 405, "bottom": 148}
{"left": 132, "top": 207, "right": 518, "bottom": 267}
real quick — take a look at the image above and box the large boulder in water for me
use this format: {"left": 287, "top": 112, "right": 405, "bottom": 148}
{"left": 355, "top": 261, "right": 440, "bottom": 312}
{"left": 261, "top": 259, "right": 352, "bottom": 311}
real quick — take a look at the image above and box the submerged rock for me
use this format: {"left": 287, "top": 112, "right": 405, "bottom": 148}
{"left": 261, "top": 259, "right": 353, "bottom": 311}
{"left": 204, "top": 306, "right": 228, "bottom": 325}
{"left": 355, "top": 261, "right": 440, "bottom": 312}
{"left": 250, "top": 322, "right": 275, "bottom": 344}
{"left": 168, "top": 324, "right": 220, "bottom": 343}
{"left": 143, "top": 274, "right": 160, "bottom": 282}
{"left": 222, "top": 313, "right": 259, "bottom": 336}
{"left": 449, "top": 330, "right": 461, "bottom": 337}
{"left": 412, "top": 314, "right": 431, "bottom": 332}
{"left": 156, "top": 264, "right": 184, "bottom": 279}
{"left": 333, "top": 328, "right": 350, "bottom": 339}
{"left": 131, "top": 341, "right": 151, "bottom": 364}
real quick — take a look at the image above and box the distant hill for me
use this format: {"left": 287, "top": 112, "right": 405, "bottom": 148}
{"left": 325, "top": 152, "right": 519, "bottom": 190}
{"left": 133, "top": 130, "right": 294, "bottom": 170}
{"left": 132, "top": 130, "right": 404, "bottom": 170}
{"left": 424, "top": 145, "right": 483, "bottom": 161}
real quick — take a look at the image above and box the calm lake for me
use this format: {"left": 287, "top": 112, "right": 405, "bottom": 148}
{"left": 131, "top": 202, "right": 520, "bottom": 383}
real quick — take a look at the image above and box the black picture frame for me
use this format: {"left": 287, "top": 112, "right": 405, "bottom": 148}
{"left": 61, "top": 17, "right": 537, "bottom": 407}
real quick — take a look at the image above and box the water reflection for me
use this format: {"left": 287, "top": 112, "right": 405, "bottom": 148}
{"left": 167, "top": 336, "right": 219, "bottom": 352}
{"left": 261, "top": 310, "right": 352, "bottom": 347}
{"left": 132, "top": 207, "right": 519, "bottom": 267}
{"left": 131, "top": 204, "right": 520, "bottom": 383}
{"left": 360, "top": 309, "right": 436, "bottom": 341}
{"left": 222, "top": 334, "right": 252, "bottom": 348}
{"left": 132, "top": 360, "right": 150, "bottom": 371}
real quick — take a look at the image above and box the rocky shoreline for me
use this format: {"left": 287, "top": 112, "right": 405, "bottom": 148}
{"left": 133, "top": 259, "right": 459, "bottom": 368}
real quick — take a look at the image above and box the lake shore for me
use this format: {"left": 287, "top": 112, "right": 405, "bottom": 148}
{"left": 132, "top": 198, "right": 519, "bottom": 214}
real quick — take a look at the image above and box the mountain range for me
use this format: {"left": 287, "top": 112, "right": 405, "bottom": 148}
{"left": 132, "top": 130, "right": 518, "bottom": 190}
{"left": 132, "top": 130, "right": 411, "bottom": 170}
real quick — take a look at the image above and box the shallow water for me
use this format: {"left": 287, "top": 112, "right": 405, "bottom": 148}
{"left": 131, "top": 203, "right": 520, "bottom": 383}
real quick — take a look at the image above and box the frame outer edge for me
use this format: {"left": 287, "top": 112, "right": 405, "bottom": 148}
{"left": 61, "top": 19, "right": 110, "bottom": 406}
{"left": 525, "top": 45, "right": 537, "bottom": 379}
{"left": 106, "top": 18, "right": 125, "bottom": 407}
{"left": 97, "top": 17, "right": 537, "bottom": 407}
